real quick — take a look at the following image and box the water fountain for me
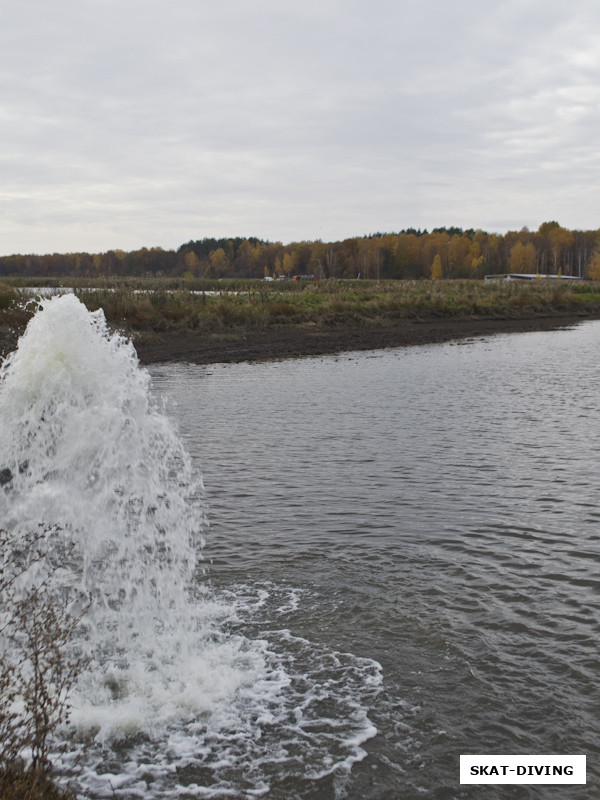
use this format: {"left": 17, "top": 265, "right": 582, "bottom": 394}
{"left": 0, "top": 295, "right": 380, "bottom": 798}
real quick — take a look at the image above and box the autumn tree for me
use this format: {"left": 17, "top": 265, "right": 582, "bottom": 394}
{"left": 3, "top": 223, "right": 600, "bottom": 282}
{"left": 367, "top": 238, "right": 384, "bottom": 281}
{"left": 289, "top": 242, "right": 314, "bottom": 275}
{"left": 235, "top": 240, "right": 258, "bottom": 276}
{"left": 430, "top": 254, "right": 443, "bottom": 280}
{"left": 325, "top": 244, "right": 338, "bottom": 278}
{"left": 183, "top": 249, "right": 201, "bottom": 277}
{"left": 448, "top": 234, "right": 471, "bottom": 276}
{"left": 423, "top": 231, "right": 449, "bottom": 276}
{"left": 357, "top": 239, "right": 372, "bottom": 279}
{"left": 399, "top": 232, "right": 426, "bottom": 278}
{"left": 538, "top": 221, "right": 561, "bottom": 236}
{"left": 587, "top": 250, "right": 600, "bottom": 279}
{"left": 209, "top": 247, "right": 229, "bottom": 278}
{"left": 310, "top": 241, "right": 327, "bottom": 278}
{"left": 282, "top": 252, "right": 294, "bottom": 276}
{"left": 509, "top": 241, "right": 537, "bottom": 273}
{"left": 547, "top": 225, "right": 574, "bottom": 274}
{"left": 342, "top": 237, "right": 361, "bottom": 277}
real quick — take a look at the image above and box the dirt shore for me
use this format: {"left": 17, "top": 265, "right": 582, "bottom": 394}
{"left": 1, "top": 311, "right": 595, "bottom": 368}
{"left": 134, "top": 313, "right": 595, "bottom": 366}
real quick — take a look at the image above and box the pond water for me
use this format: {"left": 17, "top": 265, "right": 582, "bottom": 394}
{"left": 147, "top": 320, "right": 600, "bottom": 798}
{"left": 1, "top": 296, "right": 597, "bottom": 799}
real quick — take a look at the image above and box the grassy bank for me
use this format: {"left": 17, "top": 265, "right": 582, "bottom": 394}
{"left": 2, "top": 278, "right": 600, "bottom": 360}
{"left": 69, "top": 279, "right": 600, "bottom": 335}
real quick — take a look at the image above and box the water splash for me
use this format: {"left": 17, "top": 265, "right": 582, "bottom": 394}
{"left": 0, "top": 295, "right": 380, "bottom": 798}
{"left": 0, "top": 295, "right": 209, "bottom": 728}
{"left": 0, "top": 294, "right": 203, "bottom": 630}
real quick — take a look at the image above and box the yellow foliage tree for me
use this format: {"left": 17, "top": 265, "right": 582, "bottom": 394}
{"left": 509, "top": 241, "right": 537, "bottom": 274}
{"left": 448, "top": 234, "right": 471, "bottom": 273}
{"left": 587, "top": 251, "right": 600, "bottom": 279}
{"left": 431, "top": 254, "right": 443, "bottom": 280}
{"left": 282, "top": 252, "right": 294, "bottom": 276}
{"left": 183, "top": 250, "right": 200, "bottom": 276}
{"left": 209, "top": 248, "right": 229, "bottom": 277}
{"left": 547, "top": 226, "right": 574, "bottom": 273}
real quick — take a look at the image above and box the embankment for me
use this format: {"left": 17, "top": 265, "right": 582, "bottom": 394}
{"left": 133, "top": 313, "right": 595, "bottom": 365}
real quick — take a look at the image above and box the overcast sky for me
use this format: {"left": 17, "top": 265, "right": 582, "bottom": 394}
{"left": 2, "top": 0, "right": 600, "bottom": 255}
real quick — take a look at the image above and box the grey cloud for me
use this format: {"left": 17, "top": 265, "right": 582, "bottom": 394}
{"left": 1, "top": 0, "right": 600, "bottom": 254}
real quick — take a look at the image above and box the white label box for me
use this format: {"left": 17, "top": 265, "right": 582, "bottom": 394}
{"left": 460, "top": 755, "right": 586, "bottom": 784}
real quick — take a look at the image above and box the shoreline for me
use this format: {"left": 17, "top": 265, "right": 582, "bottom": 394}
{"left": 134, "top": 313, "right": 595, "bottom": 366}
{"left": 1, "top": 310, "right": 596, "bottom": 369}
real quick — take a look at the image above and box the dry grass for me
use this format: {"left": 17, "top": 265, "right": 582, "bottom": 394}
{"left": 2, "top": 279, "right": 600, "bottom": 350}
{"left": 1, "top": 527, "right": 88, "bottom": 800}
{"left": 0, "top": 763, "right": 75, "bottom": 800}
{"left": 77, "top": 279, "right": 600, "bottom": 335}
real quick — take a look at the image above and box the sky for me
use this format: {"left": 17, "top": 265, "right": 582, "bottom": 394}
{"left": 1, "top": 0, "right": 600, "bottom": 255}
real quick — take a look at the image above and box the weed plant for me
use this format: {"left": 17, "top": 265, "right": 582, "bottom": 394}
{"left": 0, "top": 526, "right": 89, "bottom": 800}
{"left": 74, "top": 279, "right": 600, "bottom": 335}
{"left": 3, "top": 279, "right": 600, "bottom": 345}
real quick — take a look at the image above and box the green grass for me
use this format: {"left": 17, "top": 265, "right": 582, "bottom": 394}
{"left": 3, "top": 279, "right": 600, "bottom": 346}
{"left": 76, "top": 279, "right": 600, "bottom": 336}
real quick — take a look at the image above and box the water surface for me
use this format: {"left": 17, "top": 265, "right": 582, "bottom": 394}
{"left": 150, "top": 321, "right": 600, "bottom": 798}
{"left": 2, "top": 298, "right": 597, "bottom": 799}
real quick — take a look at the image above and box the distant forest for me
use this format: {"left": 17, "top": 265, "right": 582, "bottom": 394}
{"left": 2, "top": 222, "right": 600, "bottom": 281}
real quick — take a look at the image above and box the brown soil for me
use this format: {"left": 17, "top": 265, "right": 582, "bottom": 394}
{"left": 1, "top": 311, "right": 595, "bottom": 368}
{"left": 134, "top": 313, "right": 594, "bottom": 366}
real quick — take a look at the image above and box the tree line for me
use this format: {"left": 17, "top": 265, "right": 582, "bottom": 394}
{"left": 2, "top": 223, "right": 600, "bottom": 280}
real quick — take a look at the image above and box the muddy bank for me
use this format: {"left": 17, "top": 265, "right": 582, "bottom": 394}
{"left": 134, "top": 313, "right": 595, "bottom": 366}
{"left": 1, "top": 310, "right": 595, "bottom": 368}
